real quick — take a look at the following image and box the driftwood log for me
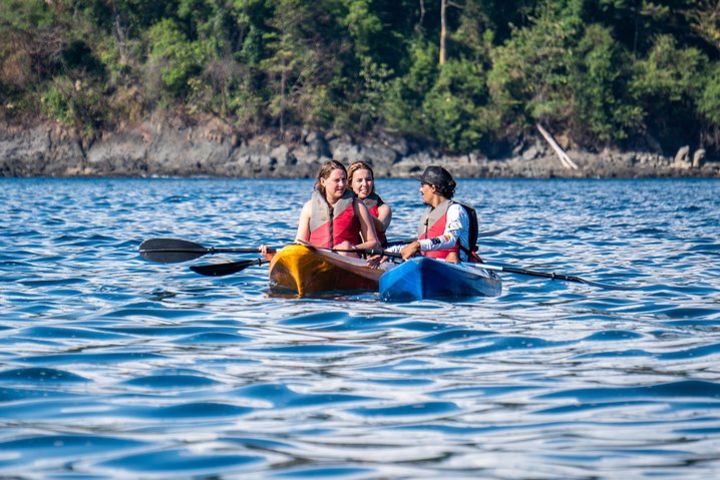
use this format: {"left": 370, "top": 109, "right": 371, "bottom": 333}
{"left": 537, "top": 124, "right": 578, "bottom": 170}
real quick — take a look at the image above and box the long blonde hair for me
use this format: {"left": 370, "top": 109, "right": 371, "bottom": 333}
{"left": 347, "top": 161, "right": 375, "bottom": 196}
{"left": 314, "top": 160, "right": 347, "bottom": 197}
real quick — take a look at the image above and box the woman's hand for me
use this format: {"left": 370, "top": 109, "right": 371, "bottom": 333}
{"left": 400, "top": 241, "right": 421, "bottom": 260}
{"left": 366, "top": 254, "right": 386, "bottom": 269}
{"left": 259, "top": 245, "right": 275, "bottom": 261}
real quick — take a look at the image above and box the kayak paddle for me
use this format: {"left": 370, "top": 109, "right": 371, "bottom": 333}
{"left": 184, "top": 241, "right": 629, "bottom": 290}
{"left": 190, "top": 258, "right": 269, "bottom": 276}
{"left": 337, "top": 246, "right": 631, "bottom": 289}
{"left": 386, "top": 226, "right": 509, "bottom": 247}
{"left": 473, "top": 262, "right": 634, "bottom": 290}
{"left": 139, "top": 238, "right": 276, "bottom": 263}
{"left": 186, "top": 241, "right": 354, "bottom": 277}
{"left": 188, "top": 245, "right": 396, "bottom": 277}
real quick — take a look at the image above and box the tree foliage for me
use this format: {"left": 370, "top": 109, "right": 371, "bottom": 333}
{"left": 1, "top": 0, "right": 719, "bottom": 152}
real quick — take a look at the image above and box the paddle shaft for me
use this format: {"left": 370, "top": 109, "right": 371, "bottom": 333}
{"left": 189, "top": 245, "right": 377, "bottom": 277}
{"left": 343, "top": 247, "right": 618, "bottom": 288}
{"left": 147, "top": 246, "right": 262, "bottom": 254}
{"left": 386, "top": 227, "right": 509, "bottom": 247}
{"left": 182, "top": 242, "right": 623, "bottom": 289}
{"left": 139, "top": 237, "right": 276, "bottom": 263}
{"left": 142, "top": 229, "right": 505, "bottom": 264}
{"left": 478, "top": 263, "right": 588, "bottom": 283}
{"left": 349, "top": 247, "right": 599, "bottom": 286}
{"left": 330, "top": 247, "right": 402, "bottom": 258}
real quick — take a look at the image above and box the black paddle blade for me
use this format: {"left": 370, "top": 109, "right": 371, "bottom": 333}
{"left": 571, "top": 277, "right": 638, "bottom": 290}
{"left": 190, "top": 259, "right": 269, "bottom": 277}
{"left": 139, "top": 238, "right": 208, "bottom": 263}
{"left": 478, "top": 226, "right": 510, "bottom": 237}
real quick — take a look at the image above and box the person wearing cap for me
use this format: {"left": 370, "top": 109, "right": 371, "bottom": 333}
{"left": 373, "top": 165, "right": 475, "bottom": 264}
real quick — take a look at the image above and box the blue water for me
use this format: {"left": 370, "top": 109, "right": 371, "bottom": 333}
{"left": 1, "top": 178, "right": 719, "bottom": 478}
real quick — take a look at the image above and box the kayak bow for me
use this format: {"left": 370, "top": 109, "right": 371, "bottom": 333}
{"left": 269, "top": 244, "right": 387, "bottom": 297}
{"left": 379, "top": 257, "right": 502, "bottom": 302}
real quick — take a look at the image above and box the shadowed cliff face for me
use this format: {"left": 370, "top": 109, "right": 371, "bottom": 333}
{"left": 1, "top": 123, "right": 718, "bottom": 178}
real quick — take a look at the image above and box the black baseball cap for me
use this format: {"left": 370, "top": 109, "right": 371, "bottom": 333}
{"left": 418, "top": 166, "right": 455, "bottom": 190}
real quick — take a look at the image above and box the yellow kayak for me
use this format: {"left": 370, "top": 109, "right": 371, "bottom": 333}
{"left": 269, "top": 244, "right": 384, "bottom": 297}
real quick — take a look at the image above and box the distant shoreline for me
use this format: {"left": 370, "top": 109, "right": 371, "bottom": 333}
{"left": 2, "top": 122, "right": 718, "bottom": 178}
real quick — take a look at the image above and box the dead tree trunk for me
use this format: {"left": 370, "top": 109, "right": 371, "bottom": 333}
{"left": 439, "top": 0, "right": 447, "bottom": 65}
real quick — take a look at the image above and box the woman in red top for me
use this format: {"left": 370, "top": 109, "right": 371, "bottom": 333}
{"left": 347, "top": 161, "right": 392, "bottom": 247}
{"left": 290, "top": 160, "right": 378, "bottom": 257}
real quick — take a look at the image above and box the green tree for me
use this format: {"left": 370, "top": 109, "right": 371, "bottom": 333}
{"left": 383, "top": 37, "right": 439, "bottom": 136}
{"left": 422, "top": 59, "right": 496, "bottom": 150}
{"left": 262, "top": 0, "right": 345, "bottom": 134}
{"left": 1, "top": 0, "right": 719, "bottom": 155}
{"left": 145, "top": 18, "right": 206, "bottom": 100}
{"left": 0, "top": 0, "right": 61, "bottom": 93}
{"left": 487, "top": 6, "right": 583, "bottom": 134}
{"left": 698, "top": 63, "right": 720, "bottom": 125}
{"left": 697, "top": 62, "right": 720, "bottom": 146}
{"left": 569, "top": 24, "right": 642, "bottom": 144}
{"left": 683, "top": 0, "right": 720, "bottom": 53}
{"left": 342, "top": 0, "right": 382, "bottom": 57}
{"left": 631, "top": 34, "right": 708, "bottom": 149}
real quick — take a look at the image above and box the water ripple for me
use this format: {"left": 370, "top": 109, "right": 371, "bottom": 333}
{"left": 1, "top": 178, "right": 719, "bottom": 478}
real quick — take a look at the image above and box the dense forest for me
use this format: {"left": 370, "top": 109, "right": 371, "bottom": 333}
{"left": 1, "top": 0, "right": 719, "bottom": 155}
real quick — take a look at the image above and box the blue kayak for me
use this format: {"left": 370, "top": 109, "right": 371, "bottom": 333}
{"left": 379, "top": 257, "right": 502, "bottom": 302}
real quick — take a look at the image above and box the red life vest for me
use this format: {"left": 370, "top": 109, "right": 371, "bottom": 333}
{"left": 418, "top": 200, "right": 482, "bottom": 263}
{"left": 308, "top": 189, "right": 361, "bottom": 248}
{"left": 417, "top": 199, "right": 459, "bottom": 260}
{"left": 361, "top": 192, "right": 387, "bottom": 247}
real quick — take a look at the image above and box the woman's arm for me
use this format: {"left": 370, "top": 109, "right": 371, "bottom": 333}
{"left": 377, "top": 204, "right": 392, "bottom": 231}
{"left": 371, "top": 215, "right": 385, "bottom": 235}
{"left": 355, "top": 201, "right": 380, "bottom": 250}
{"left": 373, "top": 203, "right": 392, "bottom": 232}
{"left": 295, "top": 201, "right": 312, "bottom": 242}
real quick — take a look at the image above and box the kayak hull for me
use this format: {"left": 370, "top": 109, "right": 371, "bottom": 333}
{"left": 269, "top": 244, "right": 383, "bottom": 297}
{"left": 379, "top": 257, "right": 502, "bottom": 302}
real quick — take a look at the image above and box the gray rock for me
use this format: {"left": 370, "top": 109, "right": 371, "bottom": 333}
{"left": 363, "top": 143, "right": 398, "bottom": 166}
{"left": 1, "top": 121, "right": 718, "bottom": 178}
{"left": 375, "top": 131, "right": 410, "bottom": 157}
{"left": 86, "top": 132, "right": 148, "bottom": 175}
{"left": 144, "top": 129, "right": 234, "bottom": 175}
{"left": 674, "top": 145, "right": 691, "bottom": 169}
{"left": 693, "top": 149, "right": 706, "bottom": 168}
{"left": 304, "top": 131, "right": 330, "bottom": 157}
{"left": 271, "top": 145, "right": 296, "bottom": 166}
{"left": 0, "top": 126, "right": 85, "bottom": 176}
{"left": 293, "top": 145, "right": 321, "bottom": 165}
{"left": 328, "top": 134, "right": 353, "bottom": 154}
{"left": 332, "top": 142, "right": 363, "bottom": 163}
{"left": 522, "top": 145, "right": 539, "bottom": 161}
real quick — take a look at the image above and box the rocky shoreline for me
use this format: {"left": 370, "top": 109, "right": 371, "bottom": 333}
{"left": 1, "top": 121, "right": 718, "bottom": 178}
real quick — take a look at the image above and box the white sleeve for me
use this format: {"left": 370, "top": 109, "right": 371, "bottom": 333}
{"left": 418, "top": 204, "right": 468, "bottom": 252}
{"left": 384, "top": 244, "right": 402, "bottom": 254}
